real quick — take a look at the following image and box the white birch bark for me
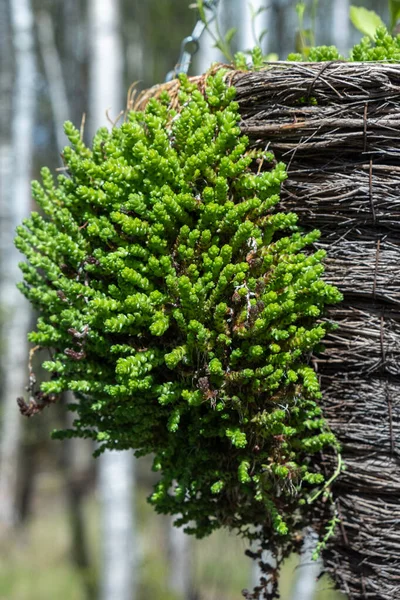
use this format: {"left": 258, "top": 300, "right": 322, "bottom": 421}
{"left": 37, "top": 11, "right": 70, "bottom": 155}
{"left": 0, "top": 0, "right": 36, "bottom": 533}
{"left": 62, "top": 0, "right": 86, "bottom": 125}
{"left": 168, "top": 516, "right": 193, "bottom": 599}
{"left": 89, "top": 0, "right": 124, "bottom": 130}
{"left": 331, "top": 0, "right": 350, "bottom": 55}
{"left": 249, "top": 538, "right": 276, "bottom": 597}
{"left": 266, "top": 0, "right": 298, "bottom": 59}
{"left": 37, "top": 13, "right": 97, "bottom": 595}
{"left": 290, "top": 529, "right": 322, "bottom": 600}
{"left": 238, "top": 0, "right": 270, "bottom": 55}
{"left": 0, "top": 0, "right": 12, "bottom": 207}
{"left": 88, "top": 2, "right": 137, "bottom": 599}
{"left": 98, "top": 451, "right": 136, "bottom": 600}
{"left": 194, "top": 0, "right": 225, "bottom": 76}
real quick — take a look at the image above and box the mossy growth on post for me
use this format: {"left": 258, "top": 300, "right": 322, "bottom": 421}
{"left": 16, "top": 71, "right": 342, "bottom": 566}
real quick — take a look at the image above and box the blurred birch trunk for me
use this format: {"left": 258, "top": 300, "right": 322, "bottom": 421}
{"left": 37, "top": 11, "right": 97, "bottom": 598}
{"left": 88, "top": 1, "right": 137, "bottom": 599}
{"left": 168, "top": 516, "right": 194, "bottom": 599}
{"left": 331, "top": 0, "right": 350, "bottom": 54}
{"left": 290, "top": 530, "right": 322, "bottom": 600}
{"left": 37, "top": 11, "right": 69, "bottom": 155}
{"left": 62, "top": 0, "right": 87, "bottom": 126}
{"left": 0, "top": 0, "right": 36, "bottom": 534}
{"left": 0, "top": 2, "right": 12, "bottom": 226}
{"left": 238, "top": 0, "right": 270, "bottom": 54}
{"left": 194, "top": 0, "right": 224, "bottom": 76}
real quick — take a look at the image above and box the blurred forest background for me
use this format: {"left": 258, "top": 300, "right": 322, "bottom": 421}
{"left": 0, "top": 0, "right": 390, "bottom": 599}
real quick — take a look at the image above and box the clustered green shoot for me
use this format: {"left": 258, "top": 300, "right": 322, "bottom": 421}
{"left": 288, "top": 26, "right": 400, "bottom": 61}
{"left": 16, "top": 71, "right": 342, "bottom": 544}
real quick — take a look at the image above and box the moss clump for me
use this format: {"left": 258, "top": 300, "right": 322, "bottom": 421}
{"left": 16, "top": 71, "right": 341, "bottom": 545}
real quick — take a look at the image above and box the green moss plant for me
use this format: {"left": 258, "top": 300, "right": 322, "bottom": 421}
{"left": 16, "top": 71, "right": 342, "bottom": 561}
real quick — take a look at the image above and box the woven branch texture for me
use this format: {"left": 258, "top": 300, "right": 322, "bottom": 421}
{"left": 231, "top": 62, "right": 400, "bottom": 600}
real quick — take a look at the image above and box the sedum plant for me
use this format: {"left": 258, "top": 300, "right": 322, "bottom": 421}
{"left": 288, "top": 26, "right": 400, "bottom": 61}
{"left": 16, "top": 71, "right": 341, "bottom": 549}
{"left": 351, "top": 26, "right": 400, "bottom": 61}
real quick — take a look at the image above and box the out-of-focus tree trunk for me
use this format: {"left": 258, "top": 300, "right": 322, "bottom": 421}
{"left": 98, "top": 451, "right": 136, "bottom": 600}
{"left": 89, "top": 0, "right": 124, "bottom": 129}
{"left": 0, "top": 0, "right": 12, "bottom": 231}
{"left": 289, "top": 530, "right": 322, "bottom": 600}
{"left": 0, "top": 2, "right": 12, "bottom": 514}
{"left": 0, "top": 0, "right": 36, "bottom": 535}
{"left": 37, "top": 13, "right": 97, "bottom": 598}
{"left": 249, "top": 536, "right": 277, "bottom": 598}
{"left": 88, "top": 2, "right": 137, "bottom": 599}
{"left": 194, "top": 0, "right": 224, "bottom": 76}
{"left": 168, "top": 516, "right": 194, "bottom": 599}
{"left": 61, "top": 0, "right": 87, "bottom": 126}
{"left": 238, "top": 0, "right": 270, "bottom": 54}
{"left": 126, "top": 0, "right": 147, "bottom": 89}
{"left": 331, "top": 0, "right": 350, "bottom": 54}
{"left": 37, "top": 11, "right": 70, "bottom": 155}
{"left": 61, "top": 397, "right": 97, "bottom": 600}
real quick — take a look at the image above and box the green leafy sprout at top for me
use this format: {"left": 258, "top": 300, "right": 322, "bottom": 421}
{"left": 16, "top": 71, "right": 342, "bottom": 547}
{"left": 287, "top": 26, "right": 400, "bottom": 62}
{"left": 195, "top": 0, "right": 400, "bottom": 68}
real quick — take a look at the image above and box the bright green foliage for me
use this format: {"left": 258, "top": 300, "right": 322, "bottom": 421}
{"left": 349, "top": 5, "right": 385, "bottom": 39}
{"left": 16, "top": 71, "right": 342, "bottom": 543}
{"left": 350, "top": 2, "right": 400, "bottom": 38}
{"left": 288, "top": 27, "right": 400, "bottom": 62}
{"left": 351, "top": 26, "right": 400, "bottom": 60}
{"left": 390, "top": 0, "right": 400, "bottom": 31}
{"left": 287, "top": 45, "right": 343, "bottom": 62}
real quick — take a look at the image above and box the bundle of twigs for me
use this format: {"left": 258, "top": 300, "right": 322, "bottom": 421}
{"left": 321, "top": 239, "right": 400, "bottom": 305}
{"left": 316, "top": 306, "right": 400, "bottom": 376}
{"left": 281, "top": 163, "right": 400, "bottom": 231}
{"left": 236, "top": 63, "right": 400, "bottom": 158}
{"left": 231, "top": 62, "right": 400, "bottom": 600}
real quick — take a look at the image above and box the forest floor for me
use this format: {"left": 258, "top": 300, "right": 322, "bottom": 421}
{"left": 0, "top": 469, "right": 345, "bottom": 600}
